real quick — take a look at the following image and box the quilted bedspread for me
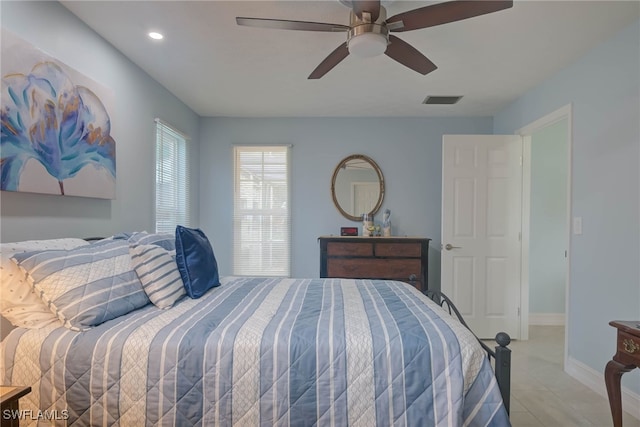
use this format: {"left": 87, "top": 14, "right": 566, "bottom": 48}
{"left": 1, "top": 277, "right": 510, "bottom": 426}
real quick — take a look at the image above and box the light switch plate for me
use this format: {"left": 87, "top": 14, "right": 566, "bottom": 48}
{"left": 573, "top": 217, "right": 582, "bottom": 235}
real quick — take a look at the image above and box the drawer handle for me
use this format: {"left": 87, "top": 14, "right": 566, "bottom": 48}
{"left": 623, "top": 339, "right": 639, "bottom": 354}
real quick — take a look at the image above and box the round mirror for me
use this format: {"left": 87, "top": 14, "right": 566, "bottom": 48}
{"left": 331, "top": 154, "right": 385, "bottom": 221}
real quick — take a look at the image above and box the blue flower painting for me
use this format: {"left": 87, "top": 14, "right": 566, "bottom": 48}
{"left": 1, "top": 32, "right": 116, "bottom": 199}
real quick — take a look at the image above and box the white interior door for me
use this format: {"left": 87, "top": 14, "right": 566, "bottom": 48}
{"left": 441, "top": 135, "right": 523, "bottom": 339}
{"left": 352, "top": 182, "right": 379, "bottom": 216}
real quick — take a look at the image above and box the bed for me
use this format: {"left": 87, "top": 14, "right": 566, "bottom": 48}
{"left": 0, "top": 230, "right": 511, "bottom": 426}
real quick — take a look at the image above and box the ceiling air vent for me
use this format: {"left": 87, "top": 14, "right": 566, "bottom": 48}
{"left": 423, "top": 96, "right": 463, "bottom": 105}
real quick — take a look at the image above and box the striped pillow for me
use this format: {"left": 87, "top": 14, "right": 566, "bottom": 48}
{"left": 128, "top": 231, "right": 175, "bottom": 251}
{"left": 129, "top": 243, "right": 185, "bottom": 309}
{"left": 11, "top": 239, "right": 150, "bottom": 331}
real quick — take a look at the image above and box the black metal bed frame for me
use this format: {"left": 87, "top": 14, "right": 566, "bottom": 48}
{"left": 424, "top": 289, "right": 512, "bottom": 415}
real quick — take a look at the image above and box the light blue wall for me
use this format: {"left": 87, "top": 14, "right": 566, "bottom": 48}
{"left": 529, "top": 120, "right": 568, "bottom": 314}
{"left": 495, "top": 19, "right": 640, "bottom": 392}
{"left": 0, "top": 1, "right": 200, "bottom": 243}
{"left": 198, "top": 117, "right": 493, "bottom": 288}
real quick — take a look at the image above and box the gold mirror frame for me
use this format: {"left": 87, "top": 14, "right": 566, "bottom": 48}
{"left": 331, "top": 154, "right": 385, "bottom": 222}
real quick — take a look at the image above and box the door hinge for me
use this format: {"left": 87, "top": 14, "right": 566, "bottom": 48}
{"left": 518, "top": 232, "right": 521, "bottom": 242}
{"left": 520, "top": 156, "right": 523, "bottom": 166}
{"left": 517, "top": 307, "right": 521, "bottom": 316}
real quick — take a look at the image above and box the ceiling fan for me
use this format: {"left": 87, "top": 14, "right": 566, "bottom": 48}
{"left": 236, "top": 0, "right": 513, "bottom": 79}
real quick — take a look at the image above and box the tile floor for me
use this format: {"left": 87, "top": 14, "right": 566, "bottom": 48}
{"left": 500, "top": 325, "right": 640, "bottom": 427}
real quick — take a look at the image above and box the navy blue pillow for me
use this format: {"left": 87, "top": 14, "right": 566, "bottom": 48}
{"left": 175, "top": 226, "right": 220, "bottom": 299}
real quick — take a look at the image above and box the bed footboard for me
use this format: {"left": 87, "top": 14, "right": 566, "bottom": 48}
{"left": 424, "top": 289, "right": 512, "bottom": 415}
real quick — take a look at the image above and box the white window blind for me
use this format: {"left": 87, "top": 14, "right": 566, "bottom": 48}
{"left": 155, "top": 119, "right": 191, "bottom": 233}
{"left": 233, "top": 146, "right": 290, "bottom": 276}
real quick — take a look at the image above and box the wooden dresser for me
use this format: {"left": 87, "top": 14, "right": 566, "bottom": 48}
{"left": 319, "top": 236, "right": 430, "bottom": 291}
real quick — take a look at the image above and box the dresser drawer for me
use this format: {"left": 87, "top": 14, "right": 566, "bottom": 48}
{"left": 327, "top": 242, "right": 373, "bottom": 256}
{"left": 375, "top": 242, "right": 421, "bottom": 257}
{"left": 327, "top": 258, "right": 421, "bottom": 280}
{"left": 617, "top": 331, "right": 640, "bottom": 363}
{"left": 319, "top": 236, "right": 430, "bottom": 291}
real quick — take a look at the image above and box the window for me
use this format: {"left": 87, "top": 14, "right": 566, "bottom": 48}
{"left": 233, "top": 146, "right": 290, "bottom": 276}
{"left": 155, "top": 119, "right": 191, "bottom": 233}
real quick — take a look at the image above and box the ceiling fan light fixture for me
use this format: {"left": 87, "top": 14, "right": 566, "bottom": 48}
{"left": 238, "top": 0, "right": 513, "bottom": 78}
{"left": 348, "top": 32, "right": 388, "bottom": 57}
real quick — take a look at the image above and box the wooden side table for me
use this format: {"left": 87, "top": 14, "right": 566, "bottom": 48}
{"left": 1, "top": 385, "right": 31, "bottom": 427}
{"left": 605, "top": 321, "right": 640, "bottom": 427}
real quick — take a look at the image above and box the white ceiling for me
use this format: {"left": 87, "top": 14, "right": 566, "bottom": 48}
{"left": 60, "top": 0, "right": 640, "bottom": 118}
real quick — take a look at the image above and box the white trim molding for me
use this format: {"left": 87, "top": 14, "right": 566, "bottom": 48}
{"left": 516, "top": 103, "right": 572, "bottom": 348}
{"left": 566, "top": 356, "right": 640, "bottom": 421}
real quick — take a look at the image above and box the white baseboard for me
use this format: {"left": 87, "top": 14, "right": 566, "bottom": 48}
{"left": 565, "top": 356, "right": 640, "bottom": 420}
{"left": 528, "top": 313, "right": 565, "bottom": 326}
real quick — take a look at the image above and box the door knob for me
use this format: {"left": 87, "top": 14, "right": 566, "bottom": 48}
{"left": 444, "top": 243, "right": 461, "bottom": 251}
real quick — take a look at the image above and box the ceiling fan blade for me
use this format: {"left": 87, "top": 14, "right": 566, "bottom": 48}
{"left": 385, "top": 35, "right": 437, "bottom": 75}
{"left": 386, "top": 0, "right": 513, "bottom": 32}
{"left": 308, "top": 42, "right": 350, "bottom": 79}
{"left": 352, "top": 0, "right": 381, "bottom": 22}
{"left": 236, "top": 17, "right": 349, "bottom": 32}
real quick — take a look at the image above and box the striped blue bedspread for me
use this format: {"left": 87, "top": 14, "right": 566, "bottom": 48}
{"left": 1, "top": 277, "right": 510, "bottom": 426}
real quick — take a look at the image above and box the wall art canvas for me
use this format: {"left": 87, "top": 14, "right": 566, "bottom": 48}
{"left": 1, "top": 29, "right": 116, "bottom": 199}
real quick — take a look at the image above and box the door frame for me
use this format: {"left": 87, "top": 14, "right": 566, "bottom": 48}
{"left": 516, "top": 104, "right": 573, "bottom": 345}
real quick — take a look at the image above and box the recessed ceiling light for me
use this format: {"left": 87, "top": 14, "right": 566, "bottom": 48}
{"left": 148, "top": 32, "right": 164, "bottom": 40}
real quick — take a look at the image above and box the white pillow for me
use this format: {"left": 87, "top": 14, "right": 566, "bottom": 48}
{"left": 129, "top": 243, "right": 185, "bottom": 309}
{"left": 0, "top": 238, "right": 89, "bottom": 328}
